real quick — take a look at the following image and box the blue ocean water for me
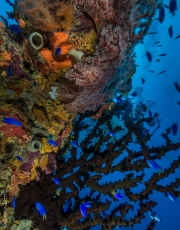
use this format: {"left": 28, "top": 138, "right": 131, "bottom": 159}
{"left": 0, "top": 0, "right": 180, "bottom": 230}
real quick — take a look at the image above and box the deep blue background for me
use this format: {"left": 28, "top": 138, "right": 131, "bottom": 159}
{"left": 0, "top": 1, "right": 180, "bottom": 229}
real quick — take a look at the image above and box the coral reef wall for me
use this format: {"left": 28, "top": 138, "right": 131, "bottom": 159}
{"left": 1, "top": 0, "right": 179, "bottom": 230}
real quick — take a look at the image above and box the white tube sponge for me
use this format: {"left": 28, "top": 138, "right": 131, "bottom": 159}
{"left": 68, "top": 48, "right": 84, "bottom": 61}
{"left": 28, "top": 32, "right": 43, "bottom": 52}
{"left": 27, "top": 136, "right": 42, "bottom": 152}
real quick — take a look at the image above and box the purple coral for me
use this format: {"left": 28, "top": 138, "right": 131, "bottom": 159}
{"left": 26, "top": 150, "right": 41, "bottom": 158}
{"left": 45, "top": 154, "right": 57, "bottom": 174}
{"left": 9, "top": 46, "right": 31, "bottom": 80}
{"left": 20, "top": 158, "right": 34, "bottom": 172}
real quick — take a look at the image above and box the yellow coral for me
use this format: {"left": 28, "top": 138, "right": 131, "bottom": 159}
{"left": 30, "top": 158, "right": 39, "bottom": 180}
{"left": 11, "top": 159, "right": 23, "bottom": 169}
{"left": 81, "top": 29, "right": 98, "bottom": 55}
{"left": 30, "top": 169, "right": 38, "bottom": 181}
{"left": 39, "top": 154, "right": 48, "bottom": 171}
{"left": 40, "top": 137, "right": 58, "bottom": 154}
{"left": 31, "top": 108, "right": 50, "bottom": 128}
{"left": 36, "top": 99, "right": 73, "bottom": 138}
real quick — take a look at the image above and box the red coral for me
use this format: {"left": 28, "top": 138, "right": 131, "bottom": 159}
{"left": 0, "top": 114, "right": 26, "bottom": 137}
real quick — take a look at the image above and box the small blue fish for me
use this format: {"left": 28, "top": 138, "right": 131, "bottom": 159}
{"left": 167, "top": 192, "right": 176, "bottom": 202}
{"left": 54, "top": 47, "right": 61, "bottom": 57}
{"left": 147, "top": 159, "right": 163, "bottom": 174}
{"left": 149, "top": 210, "right": 161, "bottom": 222}
{"left": 63, "top": 199, "right": 70, "bottom": 212}
{"left": 10, "top": 24, "right": 21, "bottom": 34}
{"left": 141, "top": 77, "right": 145, "bottom": 84}
{"left": 33, "top": 81, "right": 37, "bottom": 86}
{"left": 80, "top": 203, "right": 87, "bottom": 218}
{"left": 71, "top": 140, "right": 78, "bottom": 148}
{"left": 111, "top": 190, "right": 124, "bottom": 200}
{"left": 148, "top": 109, "right": 152, "bottom": 118}
{"left": 131, "top": 91, "right": 138, "bottom": 97}
{"left": 171, "top": 123, "right": 178, "bottom": 136}
{"left": 174, "top": 82, "right": 180, "bottom": 92}
{"left": 16, "top": 156, "right": 23, "bottom": 162}
{"left": 116, "top": 94, "right": 122, "bottom": 103}
{"left": 2, "top": 117, "right": 22, "bottom": 126}
{"left": 168, "top": 25, "right": 173, "bottom": 38}
{"left": 7, "top": 65, "right": 11, "bottom": 76}
{"left": 52, "top": 178, "right": 60, "bottom": 185}
{"left": 146, "top": 51, "right": 152, "bottom": 62}
{"left": 169, "top": 0, "right": 177, "bottom": 16}
{"left": 60, "top": 227, "right": 69, "bottom": 230}
{"left": 12, "top": 197, "right": 16, "bottom": 208}
{"left": 83, "top": 202, "right": 92, "bottom": 208}
{"left": 113, "top": 98, "right": 118, "bottom": 103}
{"left": 108, "top": 131, "right": 115, "bottom": 137}
{"left": 35, "top": 202, "right": 47, "bottom": 220}
{"left": 53, "top": 170, "right": 56, "bottom": 177}
{"left": 57, "top": 187, "right": 62, "bottom": 192}
{"left": 158, "top": 2, "right": 165, "bottom": 23}
{"left": 164, "top": 4, "right": 169, "bottom": 9}
{"left": 48, "top": 140, "right": 58, "bottom": 147}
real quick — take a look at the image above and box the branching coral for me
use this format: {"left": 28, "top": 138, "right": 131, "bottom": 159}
{"left": 13, "top": 101, "right": 180, "bottom": 229}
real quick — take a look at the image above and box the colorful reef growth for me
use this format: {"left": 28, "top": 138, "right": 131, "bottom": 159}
{"left": 0, "top": 0, "right": 179, "bottom": 229}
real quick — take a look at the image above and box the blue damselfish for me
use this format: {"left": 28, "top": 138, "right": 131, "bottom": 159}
{"left": 80, "top": 203, "right": 87, "bottom": 218}
{"left": 48, "top": 140, "right": 58, "bottom": 147}
{"left": 63, "top": 199, "right": 70, "bottom": 212}
{"left": 16, "top": 156, "right": 23, "bottom": 162}
{"left": 52, "top": 178, "right": 60, "bottom": 185}
{"left": 2, "top": 117, "right": 22, "bottom": 126}
{"left": 35, "top": 202, "right": 47, "bottom": 220}
{"left": 12, "top": 197, "right": 16, "bottom": 208}
{"left": 54, "top": 47, "right": 61, "bottom": 57}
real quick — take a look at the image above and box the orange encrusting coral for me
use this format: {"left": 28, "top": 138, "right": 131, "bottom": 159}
{"left": 50, "top": 32, "right": 69, "bottom": 49}
{"left": 9, "top": 170, "right": 31, "bottom": 196}
{"left": 18, "top": 18, "right": 26, "bottom": 28}
{"left": 38, "top": 32, "right": 73, "bottom": 75}
{"left": 0, "top": 51, "right": 11, "bottom": 67}
{"left": 0, "top": 21, "right": 4, "bottom": 28}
